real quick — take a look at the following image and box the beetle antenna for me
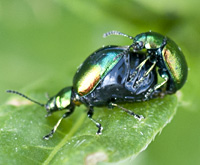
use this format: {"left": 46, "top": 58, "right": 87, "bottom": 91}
{"left": 6, "top": 90, "right": 45, "bottom": 107}
{"left": 103, "top": 31, "right": 134, "bottom": 40}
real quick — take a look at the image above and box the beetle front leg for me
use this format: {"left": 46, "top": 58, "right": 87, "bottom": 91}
{"left": 134, "top": 61, "right": 156, "bottom": 89}
{"left": 87, "top": 107, "right": 103, "bottom": 135}
{"left": 128, "top": 56, "right": 150, "bottom": 82}
{"left": 43, "top": 108, "right": 74, "bottom": 140}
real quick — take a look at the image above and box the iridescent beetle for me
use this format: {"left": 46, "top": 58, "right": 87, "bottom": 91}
{"left": 7, "top": 31, "right": 188, "bottom": 140}
{"left": 103, "top": 31, "right": 188, "bottom": 96}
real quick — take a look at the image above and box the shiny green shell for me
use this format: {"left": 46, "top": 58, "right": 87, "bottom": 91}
{"left": 161, "top": 38, "right": 187, "bottom": 91}
{"left": 134, "top": 32, "right": 165, "bottom": 49}
{"left": 73, "top": 46, "right": 123, "bottom": 96}
{"left": 135, "top": 32, "right": 188, "bottom": 91}
{"left": 46, "top": 87, "right": 72, "bottom": 110}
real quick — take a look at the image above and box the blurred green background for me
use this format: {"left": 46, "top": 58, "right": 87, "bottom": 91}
{"left": 0, "top": 0, "right": 199, "bottom": 164}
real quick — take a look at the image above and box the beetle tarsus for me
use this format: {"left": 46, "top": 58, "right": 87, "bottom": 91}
{"left": 96, "top": 123, "right": 103, "bottom": 135}
{"left": 145, "top": 88, "right": 154, "bottom": 99}
{"left": 134, "top": 114, "right": 145, "bottom": 121}
{"left": 43, "top": 130, "right": 54, "bottom": 140}
{"left": 87, "top": 107, "right": 103, "bottom": 135}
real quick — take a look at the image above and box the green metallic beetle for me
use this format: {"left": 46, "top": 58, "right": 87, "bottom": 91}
{"left": 104, "top": 31, "right": 188, "bottom": 98}
{"left": 7, "top": 31, "right": 188, "bottom": 140}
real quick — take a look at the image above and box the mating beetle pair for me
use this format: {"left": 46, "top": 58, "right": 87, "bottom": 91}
{"left": 7, "top": 31, "right": 188, "bottom": 140}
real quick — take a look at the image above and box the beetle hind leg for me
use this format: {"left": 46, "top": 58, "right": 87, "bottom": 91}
{"left": 87, "top": 107, "right": 103, "bottom": 135}
{"left": 110, "top": 103, "right": 144, "bottom": 120}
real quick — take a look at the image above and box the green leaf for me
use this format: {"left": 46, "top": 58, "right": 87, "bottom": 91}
{"left": 0, "top": 79, "right": 177, "bottom": 164}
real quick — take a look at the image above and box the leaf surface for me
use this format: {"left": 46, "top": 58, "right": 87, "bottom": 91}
{"left": 0, "top": 81, "right": 177, "bottom": 164}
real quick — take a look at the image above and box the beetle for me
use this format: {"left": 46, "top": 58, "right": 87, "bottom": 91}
{"left": 103, "top": 31, "right": 188, "bottom": 98}
{"left": 7, "top": 31, "right": 188, "bottom": 140}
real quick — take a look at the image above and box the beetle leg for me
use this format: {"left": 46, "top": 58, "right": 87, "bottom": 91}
{"left": 134, "top": 62, "right": 156, "bottom": 88}
{"left": 103, "top": 31, "right": 134, "bottom": 40}
{"left": 128, "top": 56, "right": 150, "bottom": 81}
{"left": 145, "top": 73, "right": 169, "bottom": 99}
{"left": 87, "top": 107, "right": 103, "bottom": 135}
{"left": 144, "top": 62, "right": 157, "bottom": 77}
{"left": 43, "top": 108, "right": 74, "bottom": 140}
{"left": 110, "top": 103, "right": 144, "bottom": 120}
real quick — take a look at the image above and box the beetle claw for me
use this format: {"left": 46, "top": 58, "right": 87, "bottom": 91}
{"left": 96, "top": 126, "right": 103, "bottom": 135}
{"left": 134, "top": 114, "right": 145, "bottom": 121}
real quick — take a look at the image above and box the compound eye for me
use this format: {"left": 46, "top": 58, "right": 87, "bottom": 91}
{"left": 138, "top": 41, "right": 143, "bottom": 47}
{"left": 132, "top": 41, "right": 144, "bottom": 51}
{"left": 134, "top": 41, "right": 143, "bottom": 50}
